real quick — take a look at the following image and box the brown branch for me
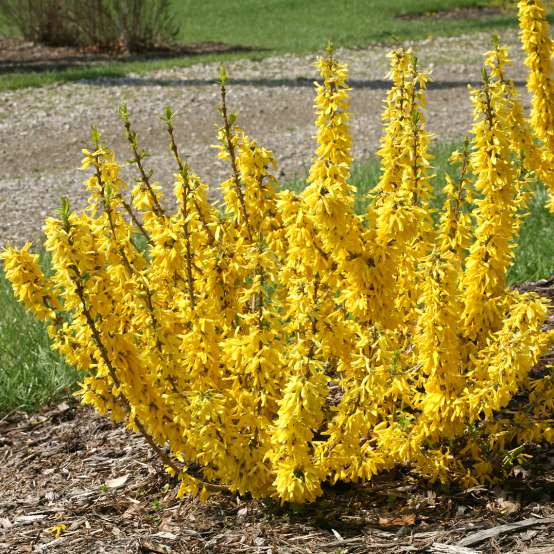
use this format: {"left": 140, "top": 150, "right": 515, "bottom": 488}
{"left": 118, "top": 196, "right": 154, "bottom": 247}
{"left": 67, "top": 254, "right": 180, "bottom": 475}
{"left": 165, "top": 112, "right": 216, "bottom": 247}
{"left": 178, "top": 169, "right": 196, "bottom": 308}
{"left": 458, "top": 516, "right": 554, "bottom": 548}
{"left": 190, "top": 180, "right": 216, "bottom": 246}
{"left": 121, "top": 110, "right": 165, "bottom": 218}
{"left": 69, "top": 249, "right": 226, "bottom": 493}
{"left": 219, "top": 80, "right": 253, "bottom": 241}
{"left": 94, "top": 155, "right": 163, "bottom": 351}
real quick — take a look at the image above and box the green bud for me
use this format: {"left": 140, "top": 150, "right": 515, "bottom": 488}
{"left": 58, "top": 196, "right": 71, "bottom": 226}
{"left": 219, "top": 64, "right": 228, "bottom": 85}
{"left": 481, "top": 67, "right": 489, "bottom": 83}
{"left": 91, "top": 126, "right": 101, "bottom": 148}
{"left": 163, "top": 106, "right": 175, "bottom": 127}
{"left": 118, "top": 102, "right": 129, "bottom": 123}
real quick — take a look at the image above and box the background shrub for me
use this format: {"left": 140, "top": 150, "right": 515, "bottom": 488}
{"left": 0, "top": 0, "right": 78, "bottom": 46}
{"left": 110, "top": 0, "right": 179, "bottom": 53}
{"left": 0, "top": 0, "right": 178, "bottom": 52}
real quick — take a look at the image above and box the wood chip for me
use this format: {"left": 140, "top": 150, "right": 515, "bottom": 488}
{"left": 378, "top": 513, "right": 417, "bottom": 526}
{"left": 105, "top": 474, "right": 129, "bottom": 489}
{"left": 431, "top": 543, "right": 480, "bottom": 554}
{"left": 14, "top": 514, "right": 47, "bottom": 524}
{"left": 457, "top": 516, "right": 554, "bottom": 547}
{"left": 140, "top": 538, "right": 174, "bottom": 553}
{"left": 152, "top": 531, "right": 178, "bottom": 540}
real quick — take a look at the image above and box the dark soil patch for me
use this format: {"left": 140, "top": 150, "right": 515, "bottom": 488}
{"left": 0, "top": 37, "right": 259, "bottom": 74}
{"left": 396, "top": 6, "right": 505, "bottom": 22}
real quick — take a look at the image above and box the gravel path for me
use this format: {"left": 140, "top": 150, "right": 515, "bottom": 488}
{"left": 0, "top": 28, "right": 531, "bottom": 249}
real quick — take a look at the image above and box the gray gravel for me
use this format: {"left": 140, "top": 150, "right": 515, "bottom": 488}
{"left": 0, "top": 28, "right": 531, "bottom": 249}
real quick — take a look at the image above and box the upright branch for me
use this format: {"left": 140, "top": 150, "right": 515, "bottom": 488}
{"left": 518, "top": 0, "right": 554, "bottom": 209}
{"left": 163, "top": 107, "right": 196, "bottom": 307}
{"left": 437, "top": 137, "right": 473, "bottom": 262}
{"left": 218, "top": 66, "right": 253, "bottom": 241}
{"left": 461, "top": 60, "right": 520, "bottom": 344}
{"left": 164, "top": 106, "right": 216, "bottom": 247}
{"left": 119, "top": 103, "right": 165, "bottom": 218}
{"left": 89, "top": 138, "right": 164, "bottom": 352}
{"left": 60, "top": 201, "right": 181, "bottom": 476}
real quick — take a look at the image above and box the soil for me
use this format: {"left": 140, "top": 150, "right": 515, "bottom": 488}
{"left": 0, "top": 402, "right": 553, "bottom": 553}
{"left": 396, "top": 7, "right": 505, "bottom": 21}
{"left": 0, "top": 38, "right": 259, "bottom": 74}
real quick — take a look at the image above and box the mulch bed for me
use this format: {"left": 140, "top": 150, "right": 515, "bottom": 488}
{"left": 0, "top": 37, "right": 258, "bottom": 74}
{"left": 0, "top": 401, "right": 553, "bottom": 553}
{"left": 1, "top": 279, "right": 554, "bottom": 553}
{"left": 396, "top": 7, "right": 505, "bottom": 22}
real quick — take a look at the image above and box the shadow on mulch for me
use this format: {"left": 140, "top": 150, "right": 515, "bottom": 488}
{"left": 0, "top": 37, "right": 262, "bottom": 74}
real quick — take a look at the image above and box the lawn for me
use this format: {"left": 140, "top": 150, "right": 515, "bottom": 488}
{"left": 175, "top": 0, "right": 515, "bottom": 52}
{"left": 0, "top": 0, "right": 522, "bottom": 91}
{"left": 0, "top": 51, "right": 267, "bottom": 92}
{"left": 0, "top": 256, "right": 78, "bottom": 414}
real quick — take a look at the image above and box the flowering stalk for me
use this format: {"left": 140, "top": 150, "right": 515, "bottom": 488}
{"left": 518, "top": 0, "right": 554, "bottom": 209}
{"left": 461, "top": 60, "right": 521, "bottom": 345}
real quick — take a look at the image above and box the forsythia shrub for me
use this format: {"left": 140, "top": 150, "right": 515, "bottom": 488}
{"left": 3, "top": 0, "right": 554, "bottom": 504}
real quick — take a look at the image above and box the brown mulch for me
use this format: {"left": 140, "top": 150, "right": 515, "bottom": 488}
{"left": 0, "top": 401, "right": 554, "bottom": 554}
{"left": 1, "top": 280, "right": 554, "bottom": 553}
{"left": 0, "top": 401, "right": 553, "bottom": 554}
{"left": 0, "top": 37, "right": 258, "bottom": 74}
{"left": 396, "top": 7, "right": 505, "bottom": 22}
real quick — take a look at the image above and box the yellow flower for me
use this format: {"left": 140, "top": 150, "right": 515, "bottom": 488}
{"left": 49, "top": 523, "right": 66, "bottom": 538}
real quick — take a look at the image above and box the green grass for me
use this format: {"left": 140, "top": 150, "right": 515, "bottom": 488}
{"left": 509, "top": 184, "right": 554, "bottom": 283}
{"left": 0, "top": 256, "right": 78, "bottom": 414}
{"left": 2, "top": 143, "right": 554, "bottom": 414}
{"left": 176, "top": 0, "right": 515, "bottom": 53}
{"left": 0, "top": 0, "right": 525, "bottom": 92}
{"left": 0, "top": 51, "right": 267, "bottom": 92}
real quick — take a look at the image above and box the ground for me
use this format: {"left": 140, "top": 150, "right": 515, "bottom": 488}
{"left": 0, "top": 38, "right": 256, "bottom": 75}
{"left": 0, "top": 397, "right": 553, "bottom": 553}
{"left": 2, "top": 287, "right": 553, "bottom": 554}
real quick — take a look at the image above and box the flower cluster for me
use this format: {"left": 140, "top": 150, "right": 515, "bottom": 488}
{"left": 2, "top": 1, "right": 554, "bottom": 503}
{"left": 519, "top": 0, "right": 554, "bottom": 208}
